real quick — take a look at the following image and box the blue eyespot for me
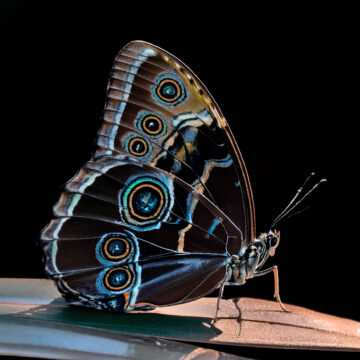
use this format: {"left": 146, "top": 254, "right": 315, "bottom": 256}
{"left": 125, "top": 136, "right": 150, "bottom": 157}
{"left": 152, "top": 73, "right": 186, "bottom": 106}
{"left": 144, "top": 118, "right": 160, "bottom": 132}
{"left": 96, "top": 231, "right": 138, "bottom": 265}
{"left": 160, "top": 82, "right": 177, "bottom": 98}
{"left": 132, "top": 187, "right": 161, "bottom": 217}
{"left": 103, "top": 237, "right": 130, "bottom": 260}
{"left": 136, "top": 112, "right": 166, "bottom": 137}
{"left": 96, "top": 233, "right": 140, "bottom": 295}
{"left": 119, "top": 176, "right": 173, "bottom": 230}
{"left": 131, "top": 139, "right": 146, "bottom": 154}
{"left": 103, "top": 266, "right": 133, "bottom": 291}
{"left": 107, "top": 239, "right": 126, "bottom": 257}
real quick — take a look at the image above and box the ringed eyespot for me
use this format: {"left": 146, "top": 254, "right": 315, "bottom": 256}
{"left": 136, "top": 112, "right": 166, "bottom": 138}
{"left": 103, "top": 266, "right": 134, "bottom": 292}
{"left": 128, "top": 137, "right": 149, "bottom": 156}
{"left": 128, "top": 182, "right": 165, "bottom": 221}
{"left": 101, "top": 236, "right": 132, "bottom": 262}
{"left": 141, "top": 114, "right": 163, "bottom": 136}
{"left": 96, "top": 231, "right": 138, "bottom": 266}
{"left": 119, "top": 176, "right": 172, "bottom": 230}
{"left": 152, "top": 74, "right": 186, "bottom": 106}
{"left": 156, "top": 78, "right": 181, "bottom": 102}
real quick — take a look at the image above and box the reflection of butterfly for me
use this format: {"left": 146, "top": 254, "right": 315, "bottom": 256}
{"left": 40, "top": 41, "right": 285, "bottom": 313}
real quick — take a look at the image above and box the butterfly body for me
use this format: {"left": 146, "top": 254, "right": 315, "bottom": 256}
{"left": 40, "top": 41, "right": 284, "bottom": 313}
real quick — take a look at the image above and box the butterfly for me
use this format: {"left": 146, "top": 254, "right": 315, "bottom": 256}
{"left": 40, "top": 40, "right": 287, "bottom": 313}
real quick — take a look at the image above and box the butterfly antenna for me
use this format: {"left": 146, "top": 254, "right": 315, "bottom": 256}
{"left": 272, "top": 178, "right": 327, "bottom": 228}
{"left": 270, "top": 173, "right": 327, "bottom": 230}
{"left": 270, "top": 172, "right": 315, "bottom": 230}
{"left": 286, "top": 204, "right": 314, "bottom": 219}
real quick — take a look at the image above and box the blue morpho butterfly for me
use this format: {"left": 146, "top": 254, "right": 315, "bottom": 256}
{"left": 40, "top": 40, "right": 291, "bottom": 314}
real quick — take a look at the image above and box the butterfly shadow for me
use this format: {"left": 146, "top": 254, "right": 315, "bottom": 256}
{"left": 10, "top": 297, "right": 223, "bottom": 341}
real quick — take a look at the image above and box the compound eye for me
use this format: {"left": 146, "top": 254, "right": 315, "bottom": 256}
{"left": 269, "top": 236, "right": 278, "bottom": 248}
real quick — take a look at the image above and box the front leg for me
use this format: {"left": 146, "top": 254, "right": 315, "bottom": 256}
{"left": 254, "top": 266, "right": 289, "bottom": 312}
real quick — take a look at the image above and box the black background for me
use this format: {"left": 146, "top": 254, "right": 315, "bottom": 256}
{"left": 1, "top": 0, "right": 359, "bottom": 330}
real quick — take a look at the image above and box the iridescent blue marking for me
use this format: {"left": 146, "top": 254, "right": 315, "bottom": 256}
{"left": 208, "top": 218, "right": 220, "bottom": 235}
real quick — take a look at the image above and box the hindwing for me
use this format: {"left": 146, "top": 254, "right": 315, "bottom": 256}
{"left": 41, "top": 155, "right": 238, "bottom": 310}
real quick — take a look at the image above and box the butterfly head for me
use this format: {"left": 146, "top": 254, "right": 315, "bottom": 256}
{"left": 254, "top": 230, "right": 280, "bottom": 269}
{"left": 263, "top": 230, "right": 280, "bottom": 256}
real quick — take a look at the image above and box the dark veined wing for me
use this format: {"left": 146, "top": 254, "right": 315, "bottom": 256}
{"left": 40, "top": 155, "right": 237, "bottom": 311}
{"left": 50, "top": 253, "right": 228, "bottom": 312}
{"left": 95, "top": 40, "right": 255, "bottom": 248}
{"left": 40, "top": 41, "right": 255, "bottom": 312}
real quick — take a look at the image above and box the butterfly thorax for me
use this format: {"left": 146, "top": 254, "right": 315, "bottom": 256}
{"left": 229, "top": 230, "right": 280, "bottom": 285}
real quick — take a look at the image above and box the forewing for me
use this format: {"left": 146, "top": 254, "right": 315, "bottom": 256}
{"left": 95, "top": 41, "right": 255, "bottom": 247}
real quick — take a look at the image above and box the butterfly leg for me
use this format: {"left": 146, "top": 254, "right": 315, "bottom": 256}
{"left": 212, "top": 281, "right": 226, "bottom": 324}
{"left": 212, "top": 265, "right": 233, "bottom": 324}
{"left": 254, "top": 266, "right": 289, "bottom": 312}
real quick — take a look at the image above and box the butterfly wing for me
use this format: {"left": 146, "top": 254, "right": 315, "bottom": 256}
{"left": 95, "top": 41, "right": 255, "bottom": 248}
{"left": 40, "top": 155, "right": 236, "bottom": 310}
{"left": 40, "top": 41, "right": 255, "bottom": 311}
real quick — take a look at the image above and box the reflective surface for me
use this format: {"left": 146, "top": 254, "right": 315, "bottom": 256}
{"left": 1, "top": 279, "right": 359, "bottom": 354}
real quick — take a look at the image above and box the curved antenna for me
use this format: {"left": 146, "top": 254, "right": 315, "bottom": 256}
{"left": 270, "top": 173, "right": 327, "bottom": 230}
{"left": 270, "top": 172, "right": 315, "bottom": 229}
